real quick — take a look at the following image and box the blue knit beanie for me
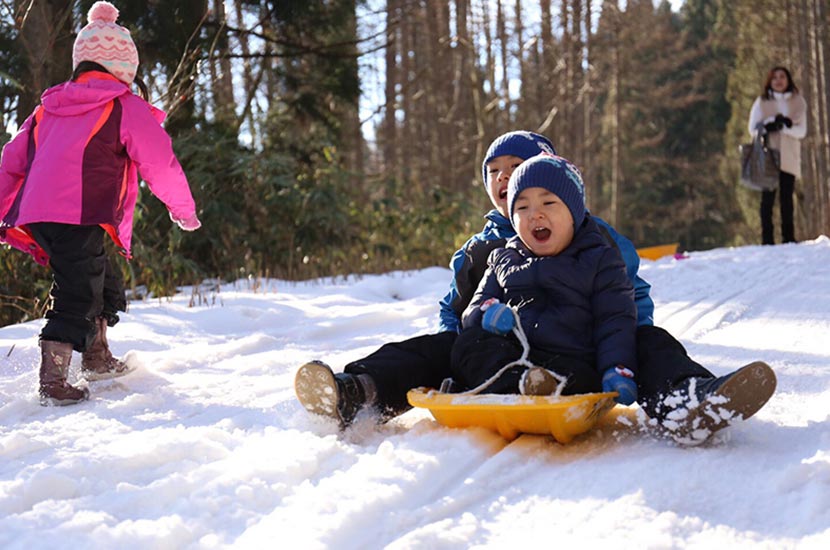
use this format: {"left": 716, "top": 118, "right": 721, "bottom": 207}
{"left": 507, "top": 154, "right": 586, "bottom": 229}
{"left": 481, "top": 131, "right": 557, "bottom": 184}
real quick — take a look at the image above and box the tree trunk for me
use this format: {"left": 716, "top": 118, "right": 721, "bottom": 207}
{"left": 14, "top": 0, "right": 75, "bottom": 123}
{"left": 539, "top": 0, "right": 552, "bottom": 125}
{"left": 383, "top": 0, "right": 399, "bottom": 178}
{"left": 497, "top": 0, "right": 511, "bottom": 126}
{"left": 233, "top": 0, "right": 256, "bottom": 144}
{"left": 339, "top": 0, "right": 364, "bottom": 183}
{"left": 210, "top": 0, "right": 236, "bottom": 126}
{"left": 570, "top": 0, "right": 584, "bottom": 167}
{"left": 453, "top": 0, "right": 476, "bottom": 186}
{"left": 477, "top": 0, "right": 496, "bottom": 174}
{"left": 810, "top": 0, "right": 830, "bottom": 235}
{"left": 559, "top": 0, "right": 574, "bottom": 150}
{"left": 515, "top": 0, "right": 525, "bottom": 120}
{"left": 583, "top": 0, "right": 595, "bottom": 208}
{"left": 609, "top": 1, "right": 620, "bottom": 228}
{"left": 400, "top": 3, "right": 414, "bottom": 182}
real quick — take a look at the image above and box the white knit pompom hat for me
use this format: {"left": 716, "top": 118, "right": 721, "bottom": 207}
{"left": 72, "top": 1, "right": 139, "bottom": 84}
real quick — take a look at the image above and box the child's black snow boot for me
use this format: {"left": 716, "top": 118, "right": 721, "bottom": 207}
{"left": 294, "top": 360, "right": 370, "bottom": 428}
{"left": 661, "top": 361, "right": 776, "bottom": 446}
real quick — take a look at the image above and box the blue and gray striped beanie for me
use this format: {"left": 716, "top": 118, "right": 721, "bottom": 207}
{"left": 481, "top": 131, "right": 557, "bottom": 184}
{"left": 507, "top": 154, "right": 586, "bottom": 229}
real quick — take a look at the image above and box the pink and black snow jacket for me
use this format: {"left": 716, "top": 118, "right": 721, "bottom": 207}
{"left": 0, "top": 71, "right": 197, "bottom": 265}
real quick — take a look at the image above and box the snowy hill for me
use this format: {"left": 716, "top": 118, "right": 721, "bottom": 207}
{"left": 1, "top": 238, "right": 829, "bottom": 548}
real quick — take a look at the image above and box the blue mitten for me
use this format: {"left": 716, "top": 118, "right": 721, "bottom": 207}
{"left": 481, "top": 302, "right": 516, "bottom": 336}
{"left": 602, "top": 366, "right": 638, "bottom": 405}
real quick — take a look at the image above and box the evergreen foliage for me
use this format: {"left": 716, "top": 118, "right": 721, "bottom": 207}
{"left": 0, "top": 0, "right": 829, "bottom": 326}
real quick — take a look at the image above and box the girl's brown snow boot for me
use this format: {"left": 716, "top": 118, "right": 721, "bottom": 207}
{"left": 39, "top": 340, "right": 89, "bottom": 406}
{"left": 81, "top": 317, "right": 132, "bottom": 381}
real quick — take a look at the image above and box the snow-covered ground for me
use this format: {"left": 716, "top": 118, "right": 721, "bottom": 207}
{"left": 1, "top": 237, "right": 829, "bottom": 549}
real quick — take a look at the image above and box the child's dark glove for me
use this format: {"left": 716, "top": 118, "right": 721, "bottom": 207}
{"left": 602, "top": 366, "right": 638, "bottom": 405}
{"left": 775, "top": 114, "right": 793, "bottom": 128}
{"left": 764, "top": 120, "right": 782, "bottom": 133}
{"left": 481, "top": 300, "right": 515, "bottom": 336}
{"left": 170, "top": 211, "right": 202, "bottom": 231}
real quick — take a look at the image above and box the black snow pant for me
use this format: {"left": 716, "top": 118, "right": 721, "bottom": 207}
{"left": 635, "top": 325, "right": 713, "bottom": 418}
{"left": 345, "top": 331, "right": 458, "bottom": 417}
{"left": 346, "top": 324, "right": 715, "bottom": 422}
{"left": 450, "top": 326, "right": 601, "bottom": 396}
{"left": 761, "top": 171, "right": 796, "bottom": 245}
{"left": 29, "top": 223, "right": 127, "bottom": 352}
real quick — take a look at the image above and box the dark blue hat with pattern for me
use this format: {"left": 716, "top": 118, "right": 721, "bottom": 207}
{"left": 482, "top": 131, "right": 557, "bottom": 185}
{"left": 507, "top": 153, "right": 586, "bottom": 228}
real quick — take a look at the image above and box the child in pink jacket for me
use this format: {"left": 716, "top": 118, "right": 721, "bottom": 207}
{"left": 0, "top": 2, "right": 201, "bottom": 405}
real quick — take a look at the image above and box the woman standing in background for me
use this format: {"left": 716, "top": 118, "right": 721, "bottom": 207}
{"left": 747, "top": 66, "right": 807, "bottom": 245}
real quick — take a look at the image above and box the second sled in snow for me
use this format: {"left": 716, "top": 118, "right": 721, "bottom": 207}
{"left": 636, "top": 242, "right": 679, "bottom": 261}
{"left": 406, "top": 388, "right": 618, "bottom": 443}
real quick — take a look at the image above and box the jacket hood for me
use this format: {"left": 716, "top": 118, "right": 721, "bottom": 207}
{"left": 41, "top": 76, "right": 130, "bottom": 117}
{"left": 484, "top": 209, "right": 512, "bottom": 228}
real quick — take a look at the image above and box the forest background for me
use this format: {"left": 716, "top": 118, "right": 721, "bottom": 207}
{"left": 0, "top": 0, "right": 828, "bottom": 327}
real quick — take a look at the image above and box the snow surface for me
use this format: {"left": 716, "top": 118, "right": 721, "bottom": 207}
{"left": 1, "top": 237, "right": 829, "bottom": 549}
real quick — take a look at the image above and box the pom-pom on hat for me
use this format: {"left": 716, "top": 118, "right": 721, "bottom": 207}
{"left": 481, "top": 131, "right": 557, "bottom": 185}
{"left": 72, "top": 1, "right": 139, "bottom": 84}
{"left": 507, "top": 153, "right": 587, "bottom": 229}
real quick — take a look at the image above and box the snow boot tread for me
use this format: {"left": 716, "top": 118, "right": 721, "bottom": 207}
{"left": 669, "top": 361, "right": 776, "bottom": 445}
{"left": 519, "top": 367, "right": 562, "bottom": 396}
{"left": 294, "top": 360, "right": 365, "bottom": 428}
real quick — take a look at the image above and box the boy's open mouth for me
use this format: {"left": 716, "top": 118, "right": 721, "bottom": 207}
{"left": 532, "top": 227, "right": 551, "bottom": 241}
{"left": 498, "top": 187, "right": 508, "bottom": 200}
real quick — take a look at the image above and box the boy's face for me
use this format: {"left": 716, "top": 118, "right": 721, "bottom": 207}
{"left": 511, "top": 187, "right": 574, "bottom": 256}
{"left": 485, "top": 155, "right": 525, "bottom": 217}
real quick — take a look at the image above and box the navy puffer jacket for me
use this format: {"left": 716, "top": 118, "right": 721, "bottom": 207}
{"left": 462, "top": 217, "right": 637, "bottom": 375}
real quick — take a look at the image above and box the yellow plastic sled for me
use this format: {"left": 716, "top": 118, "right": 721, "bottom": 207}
{"left": 636, "top": 242, "right": 679, "bottom": 261}
{"left": 407, "top": 388, "right": 618, "bottom": 443}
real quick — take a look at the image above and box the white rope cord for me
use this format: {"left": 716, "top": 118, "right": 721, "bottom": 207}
{"left": 460, "top": 307, "right": 567, "bottom": 397}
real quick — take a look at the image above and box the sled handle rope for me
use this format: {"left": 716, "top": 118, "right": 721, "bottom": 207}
{"left": 459, "top": 306, "right": 567, "bottom": 397}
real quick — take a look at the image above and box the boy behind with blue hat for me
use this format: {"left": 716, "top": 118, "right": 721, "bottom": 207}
{"left": 451, "top": 154, "right": 638, "bottom": 400}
